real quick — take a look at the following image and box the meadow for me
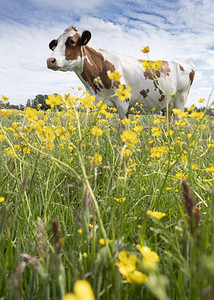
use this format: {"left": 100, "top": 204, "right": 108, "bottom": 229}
{"left": 0, "top": 80, "right": 214, "bottom": 299}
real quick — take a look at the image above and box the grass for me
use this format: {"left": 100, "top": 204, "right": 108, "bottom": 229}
{"left": 0, "top": 94, "right": 214, "bottom": 300}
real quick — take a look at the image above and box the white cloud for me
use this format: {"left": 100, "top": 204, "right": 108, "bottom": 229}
{"left": 0, "top": 0, "right": 214, "bottom": 108}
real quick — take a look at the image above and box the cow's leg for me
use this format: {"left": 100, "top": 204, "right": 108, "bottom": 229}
{"left": 115, "top": 100, "right": 130, "bottom": 120}
{"left": 173, "top": 91, "right": 189, "bottom": 121}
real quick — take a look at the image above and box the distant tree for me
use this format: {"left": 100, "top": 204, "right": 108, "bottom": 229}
{"left": 26, "top": 94, "right": 50, "bottom": 110}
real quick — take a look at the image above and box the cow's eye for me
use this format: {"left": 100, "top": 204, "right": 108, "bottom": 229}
{"left": 49, "top": 39, "right": 57, "bottom": 51}
{"left": 66, "top": 38, "right": 75, "bottom": 46}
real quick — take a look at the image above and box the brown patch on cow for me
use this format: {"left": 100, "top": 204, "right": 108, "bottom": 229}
{"left": 158, "top": 89, "right": 165, "bottom": 102}
{"left": 189, "top": 69, "right": 195, "bottom": 85}
{"left": 81, "top": 46, "right": 119, "bottom": 93}
{"left": 179, "top": 64, "right": 184, "bottom": 71}
{"left": 140, "top": 88, "right": 150, "bottom": 98}
{"left": 65, "top": 33, "right": 82, "bottom": 61}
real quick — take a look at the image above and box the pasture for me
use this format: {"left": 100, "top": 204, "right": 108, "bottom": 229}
{"left": 0, "top": 91, "right": 214, "bottom": 299}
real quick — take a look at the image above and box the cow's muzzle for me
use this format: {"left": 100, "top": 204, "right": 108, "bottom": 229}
{"left": 47, "top": 57, "right": 59, "bottom": 70}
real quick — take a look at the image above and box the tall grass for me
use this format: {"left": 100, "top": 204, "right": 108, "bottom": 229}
{"left": 0, "top": 93, "right": 214, "bottom": 299}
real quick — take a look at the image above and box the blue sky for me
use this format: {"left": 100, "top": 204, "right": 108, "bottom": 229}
{"left": 0, "top": 0, "right": 214, "bottom": 107}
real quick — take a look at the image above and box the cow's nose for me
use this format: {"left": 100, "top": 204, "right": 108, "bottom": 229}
{"left": 47, "top": 57, "right": 57, "bottom": 68}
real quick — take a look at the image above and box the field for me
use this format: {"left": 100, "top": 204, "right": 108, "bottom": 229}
{"left": 0, "top": 89, "right": 214, "bottom": 300}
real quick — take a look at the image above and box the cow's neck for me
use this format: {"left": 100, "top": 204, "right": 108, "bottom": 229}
{"left": 76, "top": 46, "right": 116, "bottom": 93}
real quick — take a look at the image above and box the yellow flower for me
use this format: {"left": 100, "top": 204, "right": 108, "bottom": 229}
{"left": 198, "top": 98, "right": 205, "bottom": 103}
{"left": 61, "top": 280, "right": 95, "bottom": 300}
{"left": 90, "top": 153, "right": 102, "bottom": 167}
{"left": 0, "top": 109, "right": 12, "bottom": 117}
{"left": 150, "top": 146, "right": 168, "bottom": 158}
{"left": 116, "top": 250, "right": 147, "bottom": 284}
{"left": 174, "top": 173, "right": 188, "bottom": 180}
{"left": 79, "top": 92, "right": 95, "bottom": 108}
{"left": 133, "top": 125, "right": 144, "bottom": 133}
{"left": 142, "top": 60, "right": 152, "bottom": 69}
{"left": 203, "top": 179, "right": 213, "bottom": 183}
{"left": 77, "top": 229, "right": 83, "bottom": 235}
{"left": 114, "top": 197, "right": 126, "bottom": 203}
{"left": 147, "top": 210, "right": 166, "bottom": 220}
{"left": 192, "top": 164, "right": 199, "bottom": 170}
{"left": 78, "top": 86, "right": 82, "bottom": 90}
{"left": 115, "top": 84, "right": 131, "bottom": 101}
{"left": 99, "top": 238, "right": 112, "bottom": 245}
{"left": 205, "top": 165, "right": 214, "bottom": 174}
{"left": 137, "top": 245, "right": 159, "bottom": 273}
{"left": 121, "top": 118, "right": 131, "bottom": 126}
{"left": 151, "top": 127, "right": 161, "bottom": 137}
{"left": 189, "top": 111, "right": 204, "bottom": 119}
{"left": 199, "top": 124, "right": 206, "bottom": 130}
{"left": 121, "top": 130, "right": 138, "bottom": 148}
{"left": 91, "top": 126, "right": 103, "bottom": 136}
{"left": 107, "top": 70, "right": 122, "bottom": 82}
{"left": 122, "top": 149, "right": 131, "bottom": 157}
{"left": 153, "top": 119, "right": 160, "bottom": 125}
{"left": 24, "top": 107, "right": 38, "bottom": 122}
{"left": 46, "top": 94, "right": 63, "bottom": 107}
{"left": 165, "top": 187, "right": 174, "bottom": 191}
{"left": 1, "top": 94, "right": 9, "bottom": 101}
{"left": 141, "top": 46, "right": 150, "bottom": 53}
{"left": 187, "top": 104, "right": 195, "bottom": 111}
{"left": 6, "top": 148, "right": 14, "bottom": 157}
{"left": 152, "top": 60, "right": 162, "bottom": 70}
{"left": 0, "top": 197, "right": 5, "bottom": 203}
{"left": 165, "top": 130, "right": 173, "bottom": 137}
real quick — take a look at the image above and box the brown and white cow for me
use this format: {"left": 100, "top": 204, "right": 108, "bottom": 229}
{"left": 47, "top": 26, "right": 195, "bottom": 119}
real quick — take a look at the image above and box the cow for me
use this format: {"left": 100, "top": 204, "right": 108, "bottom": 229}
{"left": 47, "top": 26, "right": 195, "bottom": 120}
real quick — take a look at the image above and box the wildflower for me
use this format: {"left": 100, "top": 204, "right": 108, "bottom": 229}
{"left": 199, "top": 124, "right": 206, "bottom": 130}
{"left": 114, "top": 197, "right": 126, "bottom": 203}
{"left": 116, "top": 250, "right": 148, "bottom": 284}
{"left": 189, "top": 111, "right": 204, "bottom": 119}
{"left": 141, "top": 46, "right": 150, "bottom": 53}
{"left": 192, "top": 164, "right": 199, "bottom": 170}
{"left": 151, "top": 127, "right": 161, "bottom": 137}
{"left": 133, "top": 125, "right": 144, "bottom": 133}
{"left": 152, "top": 60, "right": 162, "bottom": 70}
{"left": 115, "top": 84, "right": 131, "bottom": 101}
{"left": 56, "top": 126, "right": 70, "bottom": 140}
{"left": 79, "top": 92, "right": 95, "bottom": 108}
{"left": 142, "top": 60, "right": 152, "bottom": 69}
{"left": 175, "top": 120, "right": 187, "bottom": 127}
{"left": 150, "top": 146, "right": 168, "bottom": 158}
{"left": 205, "top": 165, "right": 214, "bottom": 174}
{"left": 187, "top": 104, "right": 195, "bottom": 111}
{"left": 91, "top": 153, "right": 102, "bottom": 167}
{"left": 77, "top": 229, "right": 83, "bottom": 235}
{"left": 62, "top": 280, "right": 95, "bottom": 300}
{"left": 153, "top": 119, "right": 160, "bottom": 125}
{"left": 203, "top": 179, "right": 213, "bottom": 183}
{"left": 189, "top": 140, "right": 195, "bottom": 147}
{"left": 78, "top": 86, "right": 83, "bottom": 90}
{"left": 122, "top": 149, "right": 131, "bottom": 157}
{"left": 99, "top": 238, "right": 112, "bottom": 245}
{"left": 137, "top": 245, "right": 159, "bottom": 273}
{"left": 121, "top": 130, "right": 138, "bottom": 148}
{"left": 6, "top": 148, "right": 14, "bottom": 157}
{"left": 91, "top": 126, "right": 103, "bottom": 136}
{"left": 46, "top": 94, "right": 63, "bottom": 108}
{"left": 24, "top": 107, "right": 38, "bottom": 122}
{"left": 172, "top": 108, "right": 183, "bottom": 115}
{"left": 198, "top": 98, "right": 205, "bottom": 103}
{"left": 121, "top": 118, "right": 131, "bottom": 126}
{"left": 165, "top": 130, "right": 173, "bottom": 137}
{"left": 181, "top": 155, "right": 188, "bottom": 163}
{"left": 0, "top": 109, "right": 12, "bottom": 117}
{"left": 147, "top": 210, "right": 166, "bottom": 220}
{"left": 174, "top": 173, "right": 188, "bottom": 181}
{"left": 166, "top": 187, "right": 174, "bottom": 191}
{"left": 0, "top": 197, "right": 5, "bottom": 203}
{"left": 107, "top": 70, "right": 122, "bottom": 82}
{"left": 1, "top": 94, "right": 9, "bottom": 101}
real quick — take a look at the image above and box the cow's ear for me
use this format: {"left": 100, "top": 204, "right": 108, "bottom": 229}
{"left": 81, "top": 31, "right": 91, "bottom": 46}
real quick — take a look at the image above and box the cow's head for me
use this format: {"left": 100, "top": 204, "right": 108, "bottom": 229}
{"left": 47, "top": 26, "right": 91, "bottom": 72}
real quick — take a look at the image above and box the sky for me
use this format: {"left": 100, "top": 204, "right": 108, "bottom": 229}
{"left": 0, "top": 0, "right": 214, "bottom": 107}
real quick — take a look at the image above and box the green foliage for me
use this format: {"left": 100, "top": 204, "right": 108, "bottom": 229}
{"left": 0, "top": 94, "right": 213, "bottom": 299}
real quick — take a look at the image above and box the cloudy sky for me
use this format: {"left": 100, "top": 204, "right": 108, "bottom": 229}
{"left": 0, "top": 0, "right": 214, "bottom": 107}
